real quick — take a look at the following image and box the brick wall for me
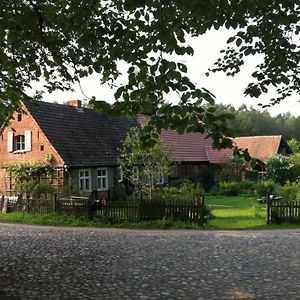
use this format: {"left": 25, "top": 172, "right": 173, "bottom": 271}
{"left": 0, "top": 107, "right": 65, "bottom": 194}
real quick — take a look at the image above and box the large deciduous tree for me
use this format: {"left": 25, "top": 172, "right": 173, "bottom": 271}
{"left": 1, "top": 1, "right": 299, "bottom": 147}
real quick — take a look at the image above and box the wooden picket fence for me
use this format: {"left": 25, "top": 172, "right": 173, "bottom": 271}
{"left": 0, "top": 196, "right": 206, "bottom": 224}
{"left": 0, "top": 196, "right": 92, "bottom": 218}
{"left": 94, "top": 198, "right": 206, "bottom": 223}
{"left": 267, "top": 200, "right": 300, "bottom": 224}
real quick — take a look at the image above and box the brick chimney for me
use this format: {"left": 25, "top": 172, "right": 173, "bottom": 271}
{"left": 66, "top": 100, "right": 82, "bottom": 108}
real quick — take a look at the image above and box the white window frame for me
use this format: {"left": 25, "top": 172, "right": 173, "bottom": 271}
{"left": 7, "top": 132, "right": 14, "bottom": 152}
{"left": 79, "top": 169, "right": 91, "bottom": 192}
{"left": 117, "top": 167, "right": 123, "bottom": 183}
{"left": 14, "top": 135, "right": 26, "bottom": 151}
{"left": 132, "top": 166, "right": 139, "bottom": 181}
{"left": 24, "top": 130, "right": 32, "bottom": 151}
{"left": 144, "top": 173, "right": 164, "bottom": 186}
{"left": 155, "top": 172, "right": 165, "bottom": 185}
{"left": 97, "top": 168, "right": 108, "bottom": 191}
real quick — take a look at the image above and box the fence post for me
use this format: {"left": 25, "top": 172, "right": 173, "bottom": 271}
{"left": 53, "top": 194, "right": 57, "bottom": 213}
{"left": 1, "top": 196, "right": 8, "bottom": 214}
{"left": 266, "top": 194, "right": 271, "bottom": 224}
{"left": 87, "top": 195, "right": 94, "bottom": 220}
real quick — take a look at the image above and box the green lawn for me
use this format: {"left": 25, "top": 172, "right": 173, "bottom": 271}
{"left": 205, "top": 195, "right": 300, "bottom": 230}
{"left": 206, "top": 195, "right": 257, "bottom": 207}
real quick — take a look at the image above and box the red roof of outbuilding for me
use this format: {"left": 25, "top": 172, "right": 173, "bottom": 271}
{"left": 234, "top": 135, "right": 288, "bottom": 163}
{"left": 205, "top": 146, "right": 232, "bottom": 164}
{"left": 137, "top": 115, "right": 290, "bottom": 164}
{"left": 160, "top": 130, "right": 212, "bottom": 162}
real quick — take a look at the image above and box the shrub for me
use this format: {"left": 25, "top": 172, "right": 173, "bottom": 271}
{"left": 238, "top": 180, "right": 256, "bottom": 195}
{"left": 255, "top": 180, "right": 275, "bottom": 198}
{"left": 282, "top": 181, "right": 300, "bottom": 202}
{"left": 219, "top": 157, "right": 248, "bottom": 182}
{"left": 266, "top": 154, "right": 294, "bottom": 184}
{"left": 157, "top": 181, "right": 204, "bottom": 202}
{"left": 218, "top": 181, "right": 239, "bottom": 196}
{"left": 15, "top": 180, "right": 57, "bottom": 198}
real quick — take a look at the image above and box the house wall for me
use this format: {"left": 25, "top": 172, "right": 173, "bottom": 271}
{"left": 169, "top": 162, "right": 209, "bottom": 184}
{"left": 68, "top": 167, "right": 115, "bottom": 199}
{"left": 0, "top": 108, "right": 64, "bottom": 194}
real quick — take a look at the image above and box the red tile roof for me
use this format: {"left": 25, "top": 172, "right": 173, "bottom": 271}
{"left": 160, "top": 130, "right": 213, "bottom": 162}
{"left": 234, "top": 135, "right": 282, "bottom": 163}
{"left": 205, "top": 146, "right": 232, "bottom": 164}
{"left": 137, "top": 115, "right": 289, "bottom": 164}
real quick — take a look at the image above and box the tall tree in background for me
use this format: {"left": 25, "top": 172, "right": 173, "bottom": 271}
{"left": 0, "top": 1, "right": 299, "bottom": 147}
{"left": 212, "top": 104, "right": 300, "bottom": 141}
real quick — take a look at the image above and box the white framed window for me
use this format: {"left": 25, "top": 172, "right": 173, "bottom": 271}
{"left": 97, "top": 168, "right": 108, "bottom": 191}
{"left": 79, "top": 169, "right": 91, "bottom": 192}
{"left": 155, "top": 172, "right": 164, "bottom": 185}
{"left": 8, "top": 130, "right": 32, "bottom": 153}
{"left": 15, "top": 135, "right": 25, "bottom": 151}
{"left": 132, "top": 166, "right": 139, "bottom": 181}
{"left": 146, "top": 172, "right": 164, "bottom": 185}
{"left": 117, "top": 167, "right": 123, "bottom": 183}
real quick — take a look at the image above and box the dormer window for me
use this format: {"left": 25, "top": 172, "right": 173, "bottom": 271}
{"left": 15, "top": 135, "right": 25, "bottom": 151}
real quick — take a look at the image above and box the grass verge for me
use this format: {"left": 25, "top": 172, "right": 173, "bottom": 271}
{"left": 0, "top": 212, "right": 204, "bottom": 229}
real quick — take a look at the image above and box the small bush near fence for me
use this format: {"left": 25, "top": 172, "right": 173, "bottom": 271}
{"left": 282, "top": 181, "right": 300, "bottom": 202}
{"left": 218, "top": 181, "right": 239, "bottom": 196}
{"left": 255, "top": 180, "right": 275, "bottom": 198}
{"left": 0, "top": 196, "right": 207, "bottom": 224}
{"left": 210, "top": 180, "right": 256, "bottom": 197}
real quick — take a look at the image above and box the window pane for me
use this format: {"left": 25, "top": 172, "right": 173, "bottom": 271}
{"left": 85, "top": 179, "right": 89, "bottom": 190}
{"left": 102, "top": 178, "right": 106, "bottom": 189}
{"left": 80, "top": 171, "right": 84, "bottom": 177}
{"left": 85, "top": 171, "right": 89, "bottom": 177}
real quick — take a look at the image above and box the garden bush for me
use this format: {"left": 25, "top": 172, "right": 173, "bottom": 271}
{"left": 218, "top": 181, "right": 239, "bottom": 196}
{"left": 282, "top": 181, "right": 300, "bottom": 202}
{"left": 266, "top": 154, "right": 294, "bottom": 184}
{"left": 238, "top": 180, "right": 256, "bottom": 195}
{"left": 156, "top": 181, "right": 204, "bottom": 202}
{"left": 255, "top": 180, "right": 275, "bottom": 198}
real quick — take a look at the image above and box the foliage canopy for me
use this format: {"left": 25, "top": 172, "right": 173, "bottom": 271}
{"left": 1, "top": 1, "right": 299, "bottom": 147}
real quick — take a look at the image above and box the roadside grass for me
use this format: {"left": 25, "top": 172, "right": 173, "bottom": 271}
{"left": 0, "top": 212, "right": 203, "bottom": 229}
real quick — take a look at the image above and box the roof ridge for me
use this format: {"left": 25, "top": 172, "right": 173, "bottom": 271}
{"left": 235, "top": 135, "right": 282, "bottom": 139}
{"left": 26, "top": 100, "right": 95, "bottom": 112}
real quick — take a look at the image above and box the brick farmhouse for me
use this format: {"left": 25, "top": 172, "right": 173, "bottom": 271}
{"left": 0, "top": 100, "right": 292, "bottom": 198}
